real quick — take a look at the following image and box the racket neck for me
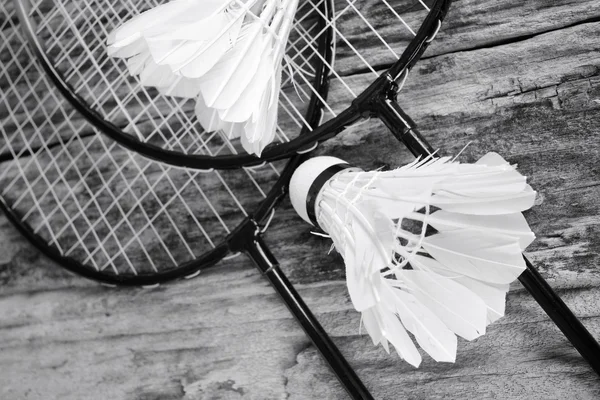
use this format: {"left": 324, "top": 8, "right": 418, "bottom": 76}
{"left": 229, "top": 220, "right": 374, "bottom": 400}
{"left": 378, "top": 95, "right": 436, "bottom": 158}
{"left": 351, "top": 73, "right": 436, "bottom": 158}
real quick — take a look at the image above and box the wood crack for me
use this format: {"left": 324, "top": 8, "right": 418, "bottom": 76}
{"left": 438, "top": 15, "right": 600, "bottom": 57}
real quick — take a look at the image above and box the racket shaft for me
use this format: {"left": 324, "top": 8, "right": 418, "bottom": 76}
{"left": 378, "top": 95, "right": 435, "bottom": 158}
{"left": 520, "top": 257, "right": 600, "bottom": 375}
{"left": 245, "top": 235, "right": 374, "bottom": 400}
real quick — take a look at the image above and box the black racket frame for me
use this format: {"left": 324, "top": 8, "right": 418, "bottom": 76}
{"left": 14, "top": 0, "right": 452, "bottom": 169}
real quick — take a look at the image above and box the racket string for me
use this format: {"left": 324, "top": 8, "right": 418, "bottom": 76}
{"left": 1, "top": 0, "right": 446, "bottom": 277}
{"left": 53, "top": 0, "right": 315, "bottom": 149}
{"left": 42, "top": 0, "right": 215, "bottom": 150}
{"left": 2, "top": 2, "right": 283, "bottom": 275}
{"left": 22, "top": 0, "right": 433, "bottom": 155}
{"left": 1, "top": 73, "right": 123, "bottom": 271}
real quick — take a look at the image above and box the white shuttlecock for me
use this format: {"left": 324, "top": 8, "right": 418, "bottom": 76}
{"left": 106, "top": 0, "right": 299, "bottom": 156}
{"left": 289, "top": 153, "right": 537, "bottom": 367}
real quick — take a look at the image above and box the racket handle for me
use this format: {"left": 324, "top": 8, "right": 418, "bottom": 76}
{"left": 245, "top": 235, "right": 374, "bottom": 400}
{"left": 520, "top": 256, "right": 600, "bottom": 375}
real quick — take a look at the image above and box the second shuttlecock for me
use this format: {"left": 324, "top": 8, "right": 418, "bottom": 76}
{"left": 289, "top": 153, "right": 537, "bottom": 367}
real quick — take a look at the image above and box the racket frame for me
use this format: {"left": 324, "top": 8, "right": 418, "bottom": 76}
{"left": 7, "top": 1, "right": 375, "bottom": 397}
{"left": 14, "top": 0, "right": 452, "bottom": 169}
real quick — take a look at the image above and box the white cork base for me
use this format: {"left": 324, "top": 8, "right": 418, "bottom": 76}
{"left": 289, "top": 156, "right": 348, "bottom": 224}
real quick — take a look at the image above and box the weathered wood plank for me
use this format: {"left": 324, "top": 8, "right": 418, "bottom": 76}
{"left": 1, "top": 1, "right": 600, "bottom": 400}
{"left": 1, "top": 230, "right": 599, "bottom": 399}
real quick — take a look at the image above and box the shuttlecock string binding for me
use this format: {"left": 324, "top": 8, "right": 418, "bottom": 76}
{"left": 289, "top": 153, "right": 537, "bottom": 367}
{"left": 106, "top": 0, "right": 300, "bottom": 156}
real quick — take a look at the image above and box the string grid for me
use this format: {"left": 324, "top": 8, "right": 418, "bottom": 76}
{"left": 1, "top": 0, "right": 436, "bottom": 276}
{"left": 1, "top": 1, "right": 280, "bottom": 276}
{"left": 20, "top": 0, "right": 433, "bottom": 155}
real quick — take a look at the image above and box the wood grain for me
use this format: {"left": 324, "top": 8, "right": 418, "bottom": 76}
{"left": 2, "top": 0, "right": 600, "bottom": 399}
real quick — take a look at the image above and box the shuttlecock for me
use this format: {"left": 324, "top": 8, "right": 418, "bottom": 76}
{"left": 289, "top": 154, "right": 537, "bottom": 367}
{"left": 106, "top": 0, "right": 299, "bottom": 156}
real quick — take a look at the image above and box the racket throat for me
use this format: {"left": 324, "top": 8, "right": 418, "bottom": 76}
{"left": 350, "top": 73, "right": 436, "bottom": 157}
{"left": 227, "top": 218, "right": 374, "bottom": 399}
{"left": 377, "top": 94, "right": 436, "bottom": 158}
{"left": 227, "top": 217, "right": 277, "bottom": 274}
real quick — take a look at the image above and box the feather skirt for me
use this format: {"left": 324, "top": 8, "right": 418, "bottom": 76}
{"left": 316, "top": 153, "right": 536, "bottom": 367}
{"left": 106, "top": 0, "right": 298, "bottom": 155}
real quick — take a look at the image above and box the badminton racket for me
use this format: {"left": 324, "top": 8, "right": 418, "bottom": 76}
{"left": 14, "top": 0, "right": 450, "bottom": 168}
{"left": 2, "top": 0, "right": 377, "bottom": 398}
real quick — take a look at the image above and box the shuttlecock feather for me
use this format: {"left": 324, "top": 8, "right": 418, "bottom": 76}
{"left": 106, "top": 0, "right": 298, "bottom": 155}
{"left": 289, "top": 153, "right": 536, "bottom": 367}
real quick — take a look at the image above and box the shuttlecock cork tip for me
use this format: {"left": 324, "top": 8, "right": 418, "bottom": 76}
{"left": 290, "top": 156, "right": 352, "bottom": 225}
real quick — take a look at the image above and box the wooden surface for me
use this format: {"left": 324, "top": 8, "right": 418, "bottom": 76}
{"left": 2, "top": 0, "right": 600, "bottom": 399}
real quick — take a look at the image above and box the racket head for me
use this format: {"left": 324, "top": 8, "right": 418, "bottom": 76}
{"left": 16, "top": 0, "right": 451, "bottom": 169}
{"left": 0, "top": 1, "right": 320, "bottom": 285}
